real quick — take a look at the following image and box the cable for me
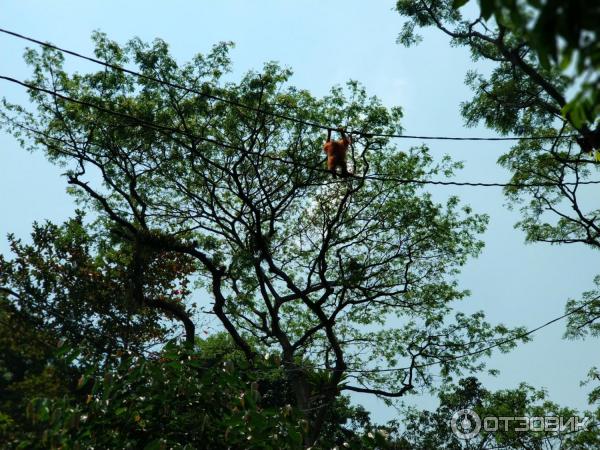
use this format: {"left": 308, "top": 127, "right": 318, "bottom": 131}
{"left": 0, "top": 27, "right": 580, "bottom": 142}
{"left": 2, "top": 75, "right": 599, "bottom": 189}
{"left": 346, "top": 297, "right": 596, "bottom": 373}
{"left": 363, "top": 174, "right": 600, "bottom": 188}
{"left": 0, "top": 28, "right": 329, "bottom": 131}
{"left": 4, "top": 277, "right": 597, "bottom": 377}
{"left": 0, "top": 75, "right": 242, "bottom": 151}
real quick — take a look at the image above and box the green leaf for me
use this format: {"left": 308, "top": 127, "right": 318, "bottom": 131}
{"left": 479, "top": 0, "right": 494, "bottom": 19}
{"left": 143, "top": 439, "right": 165, "bottom": 450}
{"left": 452, "top": 0, "right": 470, "bottom": 8}
{"left": 559, "top": 48, "right": 573, "bottom": 70}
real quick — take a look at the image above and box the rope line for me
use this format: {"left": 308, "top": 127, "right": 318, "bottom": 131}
{"left": 345, "top": 296, "right": 597, "bottom": 373}
{"left": 0, "top": 27, "right": 579, "bottom": 142}
{"left": 2, "top": 75, "right": 599, "bottom": 189}
{"left": 2, "top": 281, "right": 596, "bottom": 374}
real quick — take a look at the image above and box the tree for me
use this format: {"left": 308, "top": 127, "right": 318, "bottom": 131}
{"left": 396, "top": 0, "right": 600, "bottom": 333}
{"left": 19, "top": 336, "right": 303, "bottom": 450}
{"left": 0, "top": 214, "right": 197, "bottom": 446}
{"left": 1, "top": 33, "right": 522, "bottom": 446}
{"left": 18, "top": 333, "right": 403, "bottom": 450}
{"left": 0, "top": 214, "right": 192, "bottom": 361}
{"left": 0, "top": 221, "right": 384, "bottom": 449}
{"left": 0, "top": 296, "right": 72, "bottom": 445}
{"left": 454, "top": 0, "right": 600, "bottom": 128}
{"left": 397, "top": 377, "right": 600, "bottom": 449}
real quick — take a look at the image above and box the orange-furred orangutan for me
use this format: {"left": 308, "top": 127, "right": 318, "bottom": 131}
{"left": 323, "top": 128, "right": 350, "bottom": 177}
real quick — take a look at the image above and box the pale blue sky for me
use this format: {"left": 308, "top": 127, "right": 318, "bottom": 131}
{"left": 1, "top": 0, "right": 598, "bottom": 424}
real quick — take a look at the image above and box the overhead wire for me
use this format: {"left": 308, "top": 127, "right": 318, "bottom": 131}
{"left": 3, "top": 279, "right": 597, "bottom": 375}
{"left": 2, "top": 75, "right": 599, "bottom": 189}
{"left": 0, "top": 27, "right": 580, "bottom": 142}
{"left": 0, "top": 27, "right": 330, "bottom": 132}
{"left": 111, "top": 294, "right": 600, "bottom": 375}
{"left": 345, "top": 296, "right": 597, "bottom": 373}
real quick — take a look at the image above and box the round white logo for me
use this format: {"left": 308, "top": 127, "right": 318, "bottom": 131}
{"left": 451, "top": 409, "right": 481, "bottom": 440}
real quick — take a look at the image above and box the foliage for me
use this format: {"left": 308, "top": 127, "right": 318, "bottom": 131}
{"left": 454, "top": 0, "right": 600, "bottom": 127}
{"left": 18, "top": 339, "right": 302, "bottom": 450}
{"left": 0, "top": 215, "right": 399, "bottom": 448}
{"left": 0, "top": 297, "right": 73, "bottom": 445}
{"left": 399, "top": 0, "right": 599, "bottom": 128}
{"left": 13, "top": 335, "right": 399, "bottom": 450}
{"left": 564, "top": 276, "right": 600, "bottom": 341}
{"left": 0, "top": 214, "right": 196, "bottom": 446}
{"left": 0, "top": 213, "right": 193, "bottom": 362}
{"left": 397, "top": 377, "right": 600, "bottom": 449}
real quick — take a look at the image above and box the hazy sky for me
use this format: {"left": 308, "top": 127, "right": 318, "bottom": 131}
{"left": 1, "top": 0, "right": 598, "bottom": 424}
